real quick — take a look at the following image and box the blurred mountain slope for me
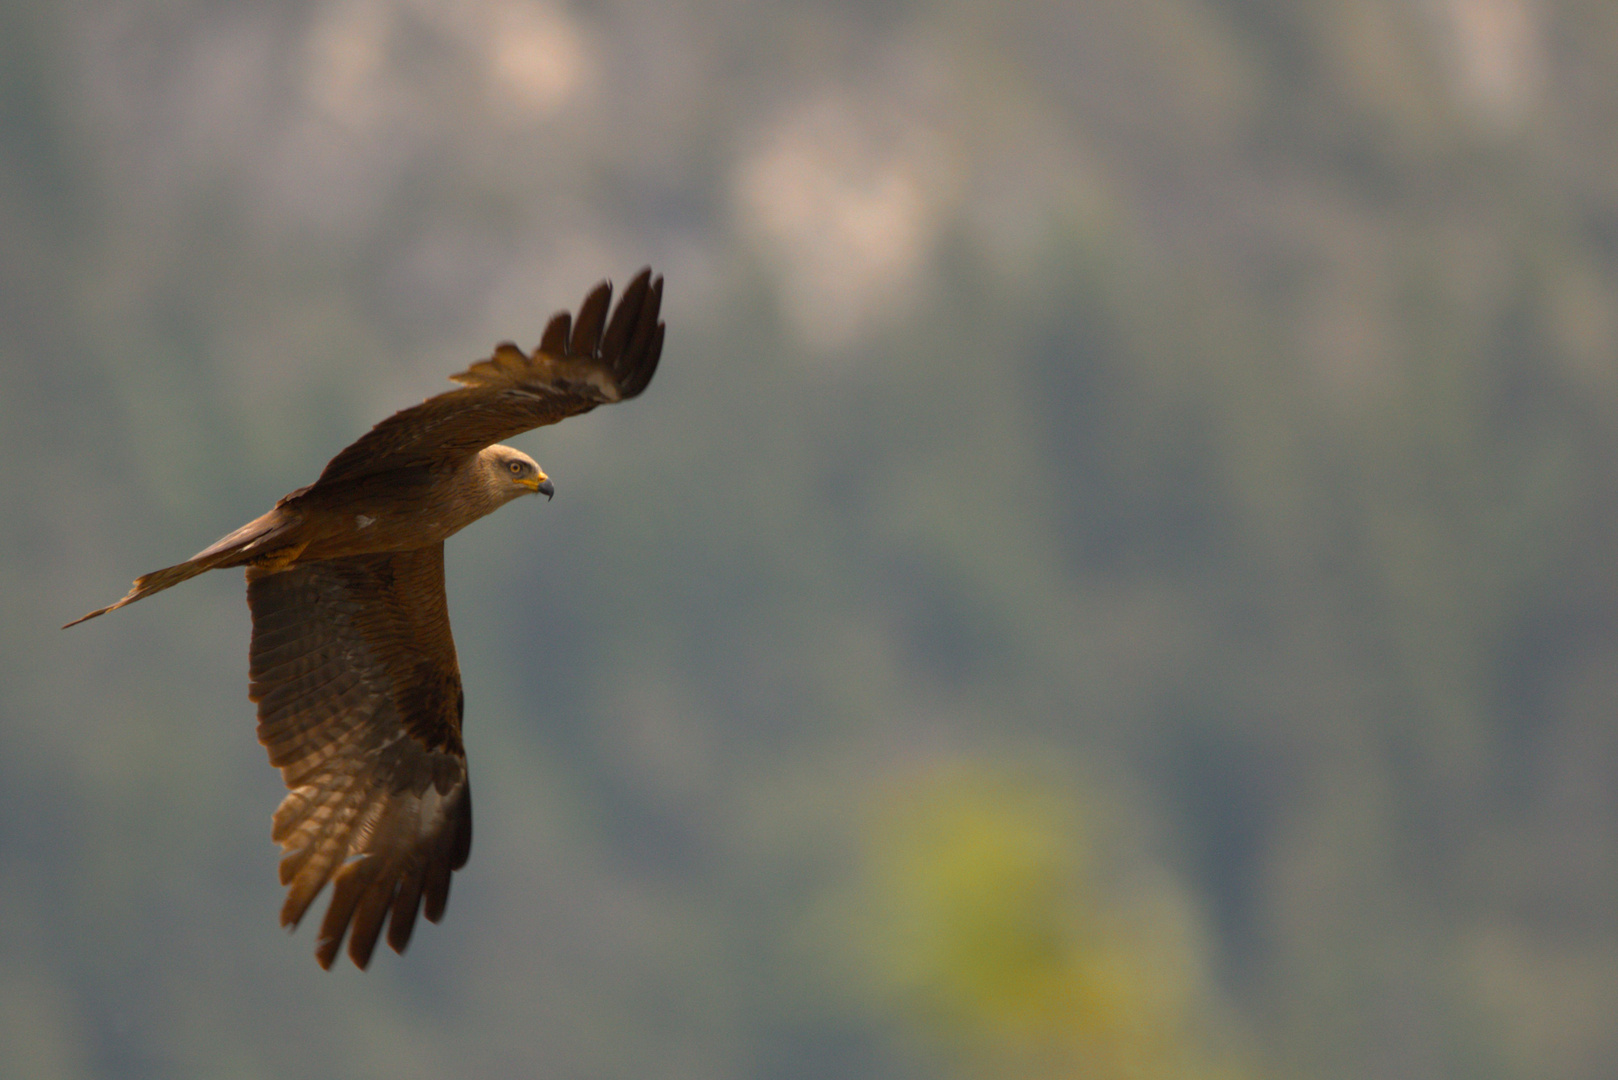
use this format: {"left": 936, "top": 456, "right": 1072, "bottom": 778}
{"left": 4, "top": 1, "right": 1618, "bottom": 1078}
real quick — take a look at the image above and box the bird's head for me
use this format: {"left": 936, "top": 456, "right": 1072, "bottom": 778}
{"left": 482, "top": 445, "right": 554, "bottom": 501}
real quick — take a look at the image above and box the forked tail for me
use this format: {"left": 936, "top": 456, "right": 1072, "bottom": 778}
{"left": 63, "top": 509, "right": 290, "bottom": 628}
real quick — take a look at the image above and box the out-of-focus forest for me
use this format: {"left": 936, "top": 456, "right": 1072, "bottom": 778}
{"left": 4, "top": 0, "right": 1617, "bottom": 1077}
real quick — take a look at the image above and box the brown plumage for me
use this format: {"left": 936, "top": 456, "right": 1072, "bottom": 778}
{"left": 65, "top": 268, "right": 664, "bottom": 969}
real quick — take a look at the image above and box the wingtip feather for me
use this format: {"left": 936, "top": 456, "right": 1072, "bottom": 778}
{"left": 539, "top": 311, "right": 571, "bottom": 356}
{"left": 569, "top": 278, "right": 614, "bottom": 357}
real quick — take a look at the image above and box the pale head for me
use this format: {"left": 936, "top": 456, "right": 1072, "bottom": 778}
{"left": 478, "top": 444, "right": 553, "bottom": 503}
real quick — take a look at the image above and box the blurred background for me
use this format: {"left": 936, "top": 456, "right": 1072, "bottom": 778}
{"left": 4, "top": 0, "right": 1618, "bottom": 1076}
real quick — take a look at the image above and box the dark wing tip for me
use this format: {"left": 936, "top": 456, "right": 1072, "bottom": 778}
{"left": 626, "top": 321, "right": 664, "bottom": 400}
{"left": 539, "top": 310, "right": 572, "bottom": 357}
{"left": 627, "top": 278, "right": 664, "bottom": 399}
{"left": 604, "top": 268, "right": 663, "bottom": 400}
{"left": 597, "top": 268, "right": 650, "bottom": 365}
{"left": 569, "top": 278, "right": 615, "bottom": 357}
{"left": 530, "top": 267, "right": 661, "bottom": 397}
{"left": 386, "top": 866, "right": 428, "bottom": 954}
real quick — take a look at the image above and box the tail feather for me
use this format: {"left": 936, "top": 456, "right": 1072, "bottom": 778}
{"left": 63, "top": 509, "right": 290, "bottom": 629}
{"left": 63, "top": 561, "right": 219, "bottom": 628}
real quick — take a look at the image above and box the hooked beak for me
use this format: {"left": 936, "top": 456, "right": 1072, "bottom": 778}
{"left": 518, "top": 472, "right": 554, "bottom": 499}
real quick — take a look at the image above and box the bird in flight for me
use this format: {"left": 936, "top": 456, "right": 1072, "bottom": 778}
{"left": 66, "top": 269, "right": 664, "bottom": 969}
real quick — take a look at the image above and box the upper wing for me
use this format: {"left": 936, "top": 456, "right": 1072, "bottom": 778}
{"left": 247, "top": 544, "right": 473, "bottom": 969}
{"left": 316, "top": 268, "right": 664, "bottom": 487}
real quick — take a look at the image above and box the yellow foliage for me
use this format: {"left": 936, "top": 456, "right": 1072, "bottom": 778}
{"left": 855, "top": 764, "right": 1254, "bottom": 1080}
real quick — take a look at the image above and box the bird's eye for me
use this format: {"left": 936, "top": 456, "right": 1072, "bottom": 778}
{"left": 508, "top": 461, "right": 523, "bottom": 475}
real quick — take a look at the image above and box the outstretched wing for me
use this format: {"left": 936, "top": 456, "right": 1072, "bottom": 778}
{"left": 247, "top": 544, "right": 472, "bottom": 969}
{"left": 316, "top": 268, "right": 664, "bottom": 487}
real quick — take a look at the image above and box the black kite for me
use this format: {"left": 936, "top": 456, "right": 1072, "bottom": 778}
{"left": 66, "top": 269, "right": 664, "bottom": 969}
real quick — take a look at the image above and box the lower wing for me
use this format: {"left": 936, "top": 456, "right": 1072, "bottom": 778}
{"left": 246, "top": 544, "right": 472, "bottom": 969}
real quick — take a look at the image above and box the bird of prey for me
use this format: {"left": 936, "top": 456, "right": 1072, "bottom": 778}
{"left": 65, "top": 269, "right": 664, "bottom": 969}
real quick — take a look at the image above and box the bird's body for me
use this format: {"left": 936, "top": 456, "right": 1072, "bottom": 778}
{"left": 203, "top": 447, "right": 537, "bottom": 570}
{"left": 67, "top": 269, "right": 664, "bottom": 969}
